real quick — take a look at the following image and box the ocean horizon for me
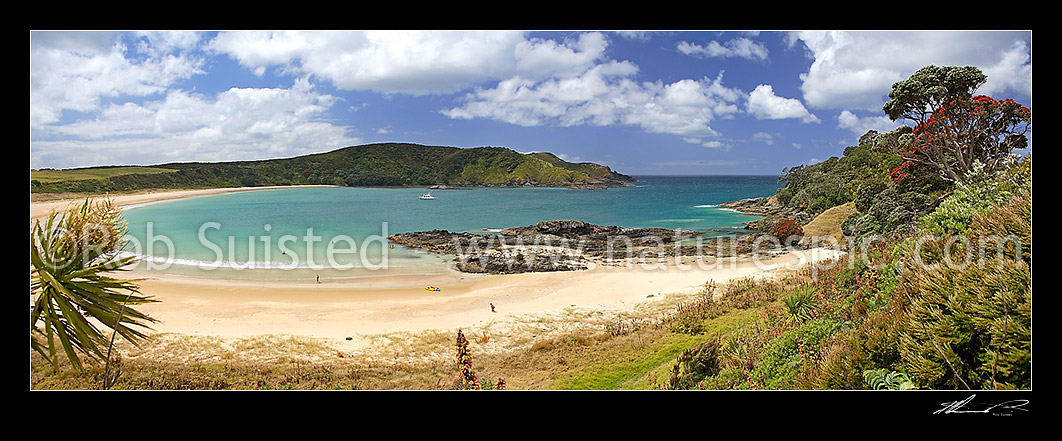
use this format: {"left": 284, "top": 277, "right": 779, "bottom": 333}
{"left": 120, "top": 175, "right": 782, "bottom": 280}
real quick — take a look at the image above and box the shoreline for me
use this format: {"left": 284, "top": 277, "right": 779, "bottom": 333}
{"left": 127, "top": 247, "right": 843, "bottom": 351}
{"left": 29, "top": 185, "right": 336, "bottom": 221}
{"left": 30, "top": 186, "right": 844, "bottom": 353}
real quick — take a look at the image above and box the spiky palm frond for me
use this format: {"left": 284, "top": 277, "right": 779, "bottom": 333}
{"left": 30, "top": 199, "right": 157, "bottom": 372}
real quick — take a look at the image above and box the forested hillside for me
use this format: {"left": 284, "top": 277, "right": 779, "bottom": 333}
{"left": 658, "top": 65, "right": 1032, "bottom": 390}
{"left": 30, "top": 143, "right": 634, "bottom": 194}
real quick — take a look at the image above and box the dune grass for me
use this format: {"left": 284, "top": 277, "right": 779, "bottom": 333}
{"left": 29, "top": 276, "right": 788, "bottom": 391}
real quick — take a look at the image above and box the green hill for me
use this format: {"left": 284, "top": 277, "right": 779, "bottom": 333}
{"left": 29, "top": 143, "right": 635, "bottom": 194}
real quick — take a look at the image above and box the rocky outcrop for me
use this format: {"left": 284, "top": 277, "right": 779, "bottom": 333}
{"left": 453, "top": 249, "right": 588, "bottom": 274}
{"left": 561, "top": 173, "right": 638, "bottom": 190}
{"left": 718, "top": 197, "right": 812, "bottom": 231}
{"left": 386, "top": 229, "right": 479, "bottom": 255}
{"left": 388, "top": 220, "right": 704, "bottom": 274}
{"left": 386, "top": 214, "right": 823, "bottom": 275}
{"left": 499, "top": 219, "right": 696, "bottom": 244}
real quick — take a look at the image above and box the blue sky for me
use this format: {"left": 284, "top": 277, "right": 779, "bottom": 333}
{"left": 29, "top": 30, "right": 1033, "bottom": 176}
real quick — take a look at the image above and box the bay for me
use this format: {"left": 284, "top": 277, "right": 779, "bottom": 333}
{"left": 121, "top": 175, "right": 781, "bottom": 280}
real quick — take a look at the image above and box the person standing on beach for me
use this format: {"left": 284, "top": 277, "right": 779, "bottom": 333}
{"left": 490, "top": 303, "right": 496, "bottom": 313}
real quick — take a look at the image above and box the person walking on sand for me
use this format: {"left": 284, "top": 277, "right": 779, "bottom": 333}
{"left": 490, "top": 303, "right": 496, "bottom": 313}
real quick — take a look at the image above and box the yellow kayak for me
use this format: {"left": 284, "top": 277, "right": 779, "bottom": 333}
{"left": 425, "top": 286, "right": 441, "bottom": 292}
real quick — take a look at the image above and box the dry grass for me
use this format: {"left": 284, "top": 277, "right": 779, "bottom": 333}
{"left": 29, "top": 276, "right": 805, "bottom": 391}
{"left": 30, "top": 166, "right": 177, "bottom": 183}
{"left": 801, "top": 202, "right": 857, "bottom": 247}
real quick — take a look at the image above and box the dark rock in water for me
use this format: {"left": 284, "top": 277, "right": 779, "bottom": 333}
{"left": 497, "top": 220, "right": 702, "bottom": 259}
{"left": 386, "top": 217, "right": 810, "bottom": 275}
{"left": 387, "top": 219, "right": 705, "bottom": 274}
{"left": 499, "top": 219, "right": 699, "bottom": 245}
{"left": 386, "top": 229, "right": 480, "bottom": 255}
{"left": 388, "top": 228, "right": 589, "bottom": 274}
{"left": 454, "top": 250, "right": 587, "bottom": 274}
{"left": 499, "top": 219, "right": 608, "bottom": 238}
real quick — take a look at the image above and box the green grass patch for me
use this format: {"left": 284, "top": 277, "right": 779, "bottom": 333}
{"left": 551, "top": 306, "right": 763, "bottom": 390}
{"left": 31, "top": 166, "right": 177, "bottom": 183}
{"left": 551, "top": 331, "right": 704, "bottom": 390}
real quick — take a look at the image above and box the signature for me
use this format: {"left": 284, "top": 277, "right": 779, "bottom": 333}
{"left": 935, "top": 394, "right": 1029, "bottom": 415}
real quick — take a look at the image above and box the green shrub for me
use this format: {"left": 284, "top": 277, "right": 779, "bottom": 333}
{"left": 698, "top": 367, "right": 748, "bottom": 390}
{"left": 666, "top": 338, "right": 722, "bottom": 389}
{"left": 774, "top": 186, "right": 794, "bottom": 206}
{"left": 863, "top": 368, "right": 916, "bottom": 390}
{"left": 774, "top": 127, "right": 908, "bottom": 215}
{"left": 844, "top": 184, "right": 932, "bottom": 239}
{"left": 782, "top": 286, "right": 817, "bottom": 321}
{"left": 749, "top": 317, "right": 839, "bottom": 389}
{"left": 854, "top": 180, "right": 887, "bottom": 212}
{"left": 919, "top": 159, "right": 1029, "bottom": 237}
{"left": 897, "top": 188, "right": 1031, "bottom": 389}
{"left": 802, "top": 306, "right": 907, "bottom": 390}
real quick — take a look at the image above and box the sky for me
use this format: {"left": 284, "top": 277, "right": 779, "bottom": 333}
{"left": 29, "top": 30, "right": 1033, "bottom": 176}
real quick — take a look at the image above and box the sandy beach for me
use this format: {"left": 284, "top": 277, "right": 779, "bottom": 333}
{"left": 31, "top": 186, "right": 846, "bottom": 354}
{"left": 29, "top": 186, "right": 325, "bottom": 221}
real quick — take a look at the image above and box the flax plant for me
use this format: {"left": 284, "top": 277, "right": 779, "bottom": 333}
{"left": 30, "top": 198, "right": 157, "bottom": 372}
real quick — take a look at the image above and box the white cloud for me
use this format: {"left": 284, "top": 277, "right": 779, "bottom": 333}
{"left": 752, "top": 132, "right": 775, "bottom": 145}
{"left": 699, "top": 140, "right": 729, "bottom": 149}
{"left": 208, "top": 31, "right": 628, "bottom": 97}
{"left": 557, "top": 153, "right": 582, "bottom": 162}
{"left": 29, "top": 31, "right": 205, "bottom": 129}
{"left": 444, "top": 68, "right": 742, "bottom": 141}
{"left": 210, "top": 30, "right": 749, "bottom": 143}
{"left": 746, "top": 84, "right": 820, "bottom": 123}
{"left": 210, "top": 30, "right": 531, "bottom": 95}
{"left": 133, "top": 31, "right": 205, "bottom": 56}
{"left": 837, "top": 110, "right": 900, "bottom": 135}
{"left": 441, "top": 61, "right": 637, "bottom": 127}
{"left": 514, "top": 32, "right": 610, "bottom": 81}
{"left": 29, "top": 31, "right": 365, "bottom": 169}
{"left": 626, "top": 76, "right": 742, "bottom": 137}
{"left": 791, "top": 30, "right": 1033, "bottom": 112}
{"left": 676, "top": 37, "right": 769, "bottom": 61}
{"left": 682, "top": 137, "right": 730, "bottom": 149}
{"left": 978, "top": 40, "right": 1033, "bottom": 98}
{"left": 207, "top": 30, "right": 319, "bottom": 75}
{"left": 32, "top": 77, "right": 358, "bottom": 168}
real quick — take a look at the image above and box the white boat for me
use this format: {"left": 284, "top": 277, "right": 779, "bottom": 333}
{"left": 419, "top": 191, "right": 435, "bottom": 200}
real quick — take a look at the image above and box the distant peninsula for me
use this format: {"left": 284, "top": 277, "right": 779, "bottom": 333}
{"left": 30, "top": 143, "right": 636, "bottom": 194}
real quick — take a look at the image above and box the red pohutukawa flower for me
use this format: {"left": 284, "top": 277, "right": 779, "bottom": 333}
{"left": 770, "top": 218, "right": 803, "bottom": 243}
{"left": 895, "top": 94, "right": 1030, "bottom": 184}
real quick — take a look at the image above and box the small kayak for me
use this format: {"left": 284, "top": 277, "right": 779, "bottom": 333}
{"left": 425, "top": 286, "right": 441, "bottom": 292}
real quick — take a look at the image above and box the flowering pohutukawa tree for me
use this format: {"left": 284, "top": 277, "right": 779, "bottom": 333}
{"left": 883, "top": 65, "right": 1031, "bottom": 185}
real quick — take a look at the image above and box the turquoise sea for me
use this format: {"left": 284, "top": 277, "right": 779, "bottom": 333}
{"left": 121, "top": 175, "right": 781, "bottom": 280}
